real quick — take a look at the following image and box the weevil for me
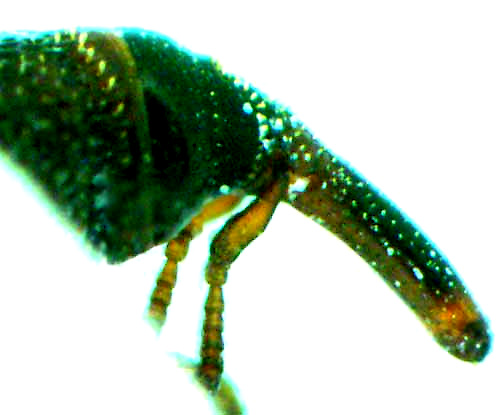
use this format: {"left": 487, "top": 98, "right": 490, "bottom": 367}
{"left": 0, "top": 28, "right": 491, "bottom": 413}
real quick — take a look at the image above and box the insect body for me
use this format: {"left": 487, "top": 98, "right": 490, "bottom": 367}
{"left": 0, "top": 28, "right": 491, "bottom": 410}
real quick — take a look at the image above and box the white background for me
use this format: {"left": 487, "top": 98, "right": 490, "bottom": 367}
{"left": 0, "top": 1, "right": 499, "bottom": 414}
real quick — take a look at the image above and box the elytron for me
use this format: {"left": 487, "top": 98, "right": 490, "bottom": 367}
{"left": 0, "top": 28, "right": 491, "bottom": 413}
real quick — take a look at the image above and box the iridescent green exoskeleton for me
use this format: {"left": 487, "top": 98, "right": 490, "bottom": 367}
{"left": 0, "top": 28, "right": 491, "bottom": 414}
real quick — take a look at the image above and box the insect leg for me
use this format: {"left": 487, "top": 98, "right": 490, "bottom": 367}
{"left": 198, "top": 177, "right": 288, "bottom": 391}
{"left": 147, "top": 195, "right": 243, "bottom": 332}
{"left": 177, "top": 356, "right": 245, "bottom": 415}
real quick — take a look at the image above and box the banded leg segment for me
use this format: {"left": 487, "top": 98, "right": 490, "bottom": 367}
{"left": 147, "top": 195, "right": 243, "bottom": 332}
{"left": 198, "top": 177, "right": 288, "bottom": 391}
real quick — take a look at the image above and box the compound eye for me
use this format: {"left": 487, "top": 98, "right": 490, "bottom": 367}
{"left": 143, "top": 88, "right": 189, "bottom": 183}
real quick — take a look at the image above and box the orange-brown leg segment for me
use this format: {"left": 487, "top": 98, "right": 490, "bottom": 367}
{"left": 177, "top": 357, "right": 245, "bottom": 414}
{"left": 197, "top": 177, "right": 288, "bottom": 391}
{"left": 212, "top": 375, "right": 245, "bottom": 415}
{"left": 147, "top": 195, "right": 243, "bottom": 332}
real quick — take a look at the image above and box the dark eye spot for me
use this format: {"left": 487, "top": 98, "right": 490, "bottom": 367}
{"left": 144, "top": 88, "right": 188, "bottom": 184}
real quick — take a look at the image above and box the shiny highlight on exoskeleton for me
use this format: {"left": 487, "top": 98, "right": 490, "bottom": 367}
{"left": 0, "top": 28, "right": 491, "bottom": 414}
